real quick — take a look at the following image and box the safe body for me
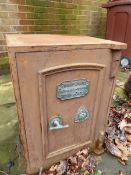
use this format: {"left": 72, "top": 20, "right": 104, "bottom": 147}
{"left": 6, "top": 35, "right": 126, "bottom": 174}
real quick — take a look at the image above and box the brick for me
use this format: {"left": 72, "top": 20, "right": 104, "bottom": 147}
{"left": 18, "top": 5, "right": 33, "bottom": 12}
{"left": 0, "top": 18, "right": 19, "bottom": 25}
{"left": 30, "top": 25, "right": 45, "bottom": 31}
{"left": 0, "top": 4, "right": 6, "bottom": 11}
{"left": 0, "top": 0, "right": 8, "bottom": 3}
{"left": 2, "top": 4, "right": 18, "bottom": 11}
{"left": 13, "top": 25, "right": 30, "bottom": 31}
{"left": 21, "top": 31, "right": 35, "bottom": 34}
{"left": 65, "top": 3, "right": 77, "bottom": 9}
{"left": 65, "top": 0, "right": 74, "bottom": 3}
{"left": 19, "top": 19, "right": 33, "bottom": 25}
{"left": 9, "top": 4, "right": 18, "bottom": 11}
{"left": 0, "top": 34, "right": 5, "bottom": 40}
{"left": 39, "top": 1, "right": 50, "bottom": 7}
{"left": 11, "top": 0, "right": 26, "bottom": 4}
{"left": 0, "top": 45, "right": 7, "bottom": 52}
{"left": 27, "top": 5, "right": 34, "bottom": 11}
{"left": 55, "top": 8, "right": 73, "bottom": 15}
{"left": 33, "top": 31, "right": 45, "bottom": 34}
{"left": 19, "top": 12, "right": 28, "bottom": 18}
{"left": 0, "top": 39, "right": 6, "bottom": 45}
{"left": 34, "top": 19, "right": 48, "bottom": 25}
{"left": 26, "top": 0, "right": 51, "bottom": 7}
{"left": 52, "top": 29, "right": 68, "bottom": 34}
{"left": 18, "top": 5, "right": 27, "bottom": 11}
{"left": 27, "top": 12, "right": 46, "bottom": 19}
{"left": 34, "top": 6, "right": 47, "bottom": 13}
{"left": 0, "top": 26, "right": 10, "bottom": 32}
{"left": 8, "top": 11, "right": 27, "bottom": 18}
{"left": 0, "top": 12, "right": 8, "bottom": 18}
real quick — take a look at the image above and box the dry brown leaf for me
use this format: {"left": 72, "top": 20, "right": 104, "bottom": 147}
{"left": 76, "top": 150, "right": 82, "bottom": 156}
{"left": 81, "top": 148, "right": 89, "bottom": 156}
{"left": 77, "top": 154, "right": 86, "bottom": 162}
{"left": 126, "top": 134, "right": 131, "bottom": 142}
{"left": 87, "top": 156, "right": 97, "bottom": 173}
{"left": 49, "top": 165, "right": 57, "bottom": 172}
{"left": 127, "top": 145, "right": 131, "bottom": 156}
{"left": 118, "top": 119, "right": 127, "bottom": 130}
{"left": 56, "top": 161, "right": 67, "bottom": 175}
{"left": 68, "top": 156, "right": 77, "bottom": 165}
{"left": 115, "top": 138, "right": 128, "bottom": 161}
{"left": 105, "top": 141, "right": 122, "bottom": 158}
{"left": 118, "top": 171, "right": 125, "bottom": 175}
{"left": 105, "top": 100, "right": 131, "bottom": 161}
{"left": 125, "top": 127, "right": 131, "bottom": 134}
{"left": 83, "top": 170, "right": 90, "bottom": 175}
{"left": 118, "top": 159, "right": 126, "bottom": 166}
{"left": 81, "top": 158, "right": 89, "bottom": 168}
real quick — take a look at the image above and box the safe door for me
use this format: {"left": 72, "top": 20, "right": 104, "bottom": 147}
{"left": 38, "top": 63, "right": 105, "bottom": 159}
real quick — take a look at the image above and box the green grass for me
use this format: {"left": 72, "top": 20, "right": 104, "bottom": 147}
{"left": 0, "top": 81, "right": 15, "bottom": 106}
{"left": 117, "top": 70, "right": 128, "bottom": 82}
{"left": 0, "top": 57, "right": 9, "bottom": 74}
{"left": 0, "top": 74, "right": 11, "bottom": 84}
{"left": 0, "top": 125, "right": 26, "bottom": 174}
{"left": 114, "top": 69, "right": 130, "bottom": 98}
{"left": 0, "top": 72, "right": 26, "bottom": 174}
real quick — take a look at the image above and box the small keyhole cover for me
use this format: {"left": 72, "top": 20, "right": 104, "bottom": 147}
{"left": 75, "top": 106, "right": 90, "bottom": 123}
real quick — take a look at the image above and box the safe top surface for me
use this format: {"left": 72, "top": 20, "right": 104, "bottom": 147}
{"left": 6, "top": 34, "right": 126, "bottom": 50}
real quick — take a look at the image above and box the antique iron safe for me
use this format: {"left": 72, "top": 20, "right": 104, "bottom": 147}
{"left": 6, "top": 35, "right": 126, "bottom": 174}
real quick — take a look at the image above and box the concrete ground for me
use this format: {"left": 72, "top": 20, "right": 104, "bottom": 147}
{"left": 97, "top": 153, "right": 131, "bottom": 175}
{"left": 0, "top": 57, "right": 130, "bottom": 174}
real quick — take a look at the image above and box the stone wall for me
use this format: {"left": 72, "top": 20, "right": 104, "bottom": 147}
{"left": 0, "top": 0, "right": 107, "bottom": 57}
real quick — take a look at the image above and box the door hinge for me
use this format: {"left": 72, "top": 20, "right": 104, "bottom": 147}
{"left": 110, "top": 50, "right": 121, "bottom": 78}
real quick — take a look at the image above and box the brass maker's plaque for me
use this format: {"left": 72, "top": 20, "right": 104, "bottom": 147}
{"left": 57, "top": 79, "right": 89, "bottom": 100}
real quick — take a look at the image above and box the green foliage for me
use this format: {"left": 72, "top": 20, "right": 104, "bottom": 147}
{"left": 91, "top": 170, "right": 102, "bottom": 175}
{"left": 0, "top": 74, "right": 26, "bottom": 174}
{"left": 0, "top": 57, "right": 9, "bottom": 74}
{"left": 26, "top": 0, "right": 50, "bottom": 7}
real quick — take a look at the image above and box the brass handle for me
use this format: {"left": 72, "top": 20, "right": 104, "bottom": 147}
{"left": 49, "top": 116, "right": 69, "bottom": 130}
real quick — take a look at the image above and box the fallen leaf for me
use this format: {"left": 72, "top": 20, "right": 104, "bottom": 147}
{"left": 56, "top": 161, "right": 67, "bottom": 175}
{"left": 118, "top": 170, "right": 125, "bottom": 175}
{"left": 115, "top": 138, "right": 128, "bottom": 161}
{"left": 105, "top": 140, "right": 122, "bottom": 158}
{"left": 127, "top": 145, "right": 131, "bottom": 156}
{"left": 126, "top": 134, "right": 131, "bottom": 142}
{"left": 68, "top": 156, "right": 77, "bottom": 165}
{"left": 118, "top": 159, "right": 126, "bottom": 166}
{"left": 118, "top": 119, "right": 127, "bottom": 130}
{"left": 125, "top": 127, "right": 131, "bottom": 134}
{"left": 81, "top": 148, "right": 89, "bottom": 156}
